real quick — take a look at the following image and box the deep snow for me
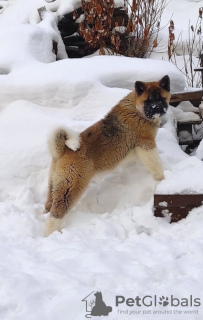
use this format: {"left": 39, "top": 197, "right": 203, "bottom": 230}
{"left": 0, "top": 0, "right": 203, "bottom": 320}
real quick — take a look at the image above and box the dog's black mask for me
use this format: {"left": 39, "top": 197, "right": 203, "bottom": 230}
{"left": 144, "top": 91, "right": 168, "bottom": 119}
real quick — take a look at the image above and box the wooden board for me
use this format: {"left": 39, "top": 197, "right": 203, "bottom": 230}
{"left": 170, "top": 90, "right": 203, "bottom": 107}
{"left": 154, "top": 194, "right": 203, "bottom": 222}
{"left": 170, "top": 90, "right": 203, "bottom": 103}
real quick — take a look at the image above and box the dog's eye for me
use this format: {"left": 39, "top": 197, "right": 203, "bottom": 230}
{"left": 145, "top": 97, "right": 166, "bottom": 103}
{"left": 145, "top": 99, "right": 152, "bottom": 103}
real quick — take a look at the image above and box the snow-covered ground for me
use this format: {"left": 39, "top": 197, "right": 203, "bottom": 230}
{"left": 0, "top": 0, "right": 203, "bottom": 319}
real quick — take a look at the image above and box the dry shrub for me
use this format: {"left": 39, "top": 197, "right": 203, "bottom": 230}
{"left": 79, "top": 0, "right": 168, "bottom": 58}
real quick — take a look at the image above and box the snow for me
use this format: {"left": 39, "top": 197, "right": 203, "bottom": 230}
{"left": 178, "top": 101, "right": 201, "bottom": 113}
{"left": 174, "top": 108, "right": 201, "bottom": 122}
{"left": 0, "top": 55, "right": 185, "bottom": 108}
{"left": 156, "top": 156, "right": 203, "bottom": 194}
{"left": 0, "top": 0, "right": 203, "bottom": 319}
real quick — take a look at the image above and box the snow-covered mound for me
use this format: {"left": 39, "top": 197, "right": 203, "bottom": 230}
{"left": 0, "top": 55, "right": 185, "bottom": 107}
{"left": 0, "top": 0, "right": 185, "bottom": 108}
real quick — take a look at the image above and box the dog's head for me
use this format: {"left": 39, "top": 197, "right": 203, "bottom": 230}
{"left": 134, "top": 75, "right": 171, "bottom": 120}
{"left": 94, "top": 292, "right": 102, "bottom": 299}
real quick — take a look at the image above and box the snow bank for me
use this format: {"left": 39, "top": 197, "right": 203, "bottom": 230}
{"left": 0, "top": 0, "right": 80, "bottom": 22}
{"left": 155, "top": 105, "right": 203, "bottom": 195}
{"left": 0, "top": 0, "right": 186, "bottom": 108}
{"left": 0, "top": 0, "right": 187, "bottom": 108}
{"left": 0, "top": 56, "right": 185, "bottom": 108}
{"left": 156, "top": 156, "right": 203, "bottom": 194}
{"left": 0, "top": 5, "right": 67, "bottom": 70}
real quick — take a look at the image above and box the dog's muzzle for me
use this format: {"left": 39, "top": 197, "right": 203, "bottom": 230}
{"left": 144, "top": 101, "right": 168, "bottom": 119}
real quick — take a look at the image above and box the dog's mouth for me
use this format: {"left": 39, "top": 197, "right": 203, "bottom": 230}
{"left": 144, "top": 101, "right": 168, "bottom": 119}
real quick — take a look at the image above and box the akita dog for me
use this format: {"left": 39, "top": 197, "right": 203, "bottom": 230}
{"left": 44, "top": 75, "right": 170, "bottom": 236}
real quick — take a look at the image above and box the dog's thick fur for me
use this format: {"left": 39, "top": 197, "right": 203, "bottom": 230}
{"left": 45, "top": 75, "right": 171, "bottom": 236}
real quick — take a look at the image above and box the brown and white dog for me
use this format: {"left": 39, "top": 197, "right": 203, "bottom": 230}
{"left": 44, "top": 75, "right": 170, "bottom": 236}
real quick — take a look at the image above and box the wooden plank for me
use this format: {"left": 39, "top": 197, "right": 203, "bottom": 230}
{"left": 178, "top": 120, "right": 202, "bottom": 125}
{"left": 154, "top": 194, "right": 203, "bottom": 208}
{"left": 194, "top": 67, "right": 203, "bottom": 72}
{"left": 179, "top": 139, "right": 202, "bottom": 146}
{"left": 170, "top": 90, "right": 203, "bottom": 103}
{"left": 154, "top": 194, "right": 203, "bottom": 222}
{"left": 194, "top": 68, "right": 203, "bottom": 88}
{"left": 154, "top": 206, "right": 189, "bottom": 222}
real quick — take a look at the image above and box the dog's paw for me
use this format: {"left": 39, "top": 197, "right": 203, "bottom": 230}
{"left": 45, "top": 216, "right": 63, "bottom": 237}
{"left": 154, "top": 171, "right": 164, "bottom": 181}
{"left": 65, "top": 136, "right": 81, "bottom": 151}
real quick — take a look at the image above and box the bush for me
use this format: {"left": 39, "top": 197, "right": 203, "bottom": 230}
{"left": 79, "top": 0, "right": 168, "bottom": 58}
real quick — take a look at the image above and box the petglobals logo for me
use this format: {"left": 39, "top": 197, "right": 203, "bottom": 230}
{"left": 82, "top": 291, "right": 112, "bottom": 318}
{"left": 116, "top": 295, "right": 201, "bottom": 308}
{"left": 82, "top": 292, "right": 201, "bottom": 318}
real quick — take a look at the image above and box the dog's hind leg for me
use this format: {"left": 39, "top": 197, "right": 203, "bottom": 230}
{"left": 44, "top": 159, "right": 57, "bottom": 213}
{"left": 45, "top": 171, "right": 92, "bottom": 236}
{"left": 45, "top": 215, "right": 63, "bottom": 237}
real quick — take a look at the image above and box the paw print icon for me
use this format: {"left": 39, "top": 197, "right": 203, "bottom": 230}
{"left": 159, "top": 296, "right": 169, "bottom": 307}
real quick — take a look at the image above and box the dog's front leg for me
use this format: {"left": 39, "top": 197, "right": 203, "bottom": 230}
{"left": 136, "top": 146, "right": 164, "bottom": 181}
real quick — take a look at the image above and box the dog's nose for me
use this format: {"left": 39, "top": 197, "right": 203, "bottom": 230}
{"left": 151, "top": 102, "right": 166, "bottom": 117}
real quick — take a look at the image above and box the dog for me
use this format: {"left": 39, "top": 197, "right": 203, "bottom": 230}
{"left": 44, "top": 75, "right": 170, "bottom": 236}
{"left": 91, "top": 292, "right": 112, "bottom": 316}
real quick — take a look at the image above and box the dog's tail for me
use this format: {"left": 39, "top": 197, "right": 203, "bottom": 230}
{"left": 48, "top": 128, "right": 81, "bottom": 159}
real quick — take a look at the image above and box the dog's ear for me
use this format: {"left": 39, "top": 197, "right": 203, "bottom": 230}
{"left": 135, "top": 81, "right": 146, "bottom": 96}
{"left": 159, "top": 75, "right": 170, "bottom": 92}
